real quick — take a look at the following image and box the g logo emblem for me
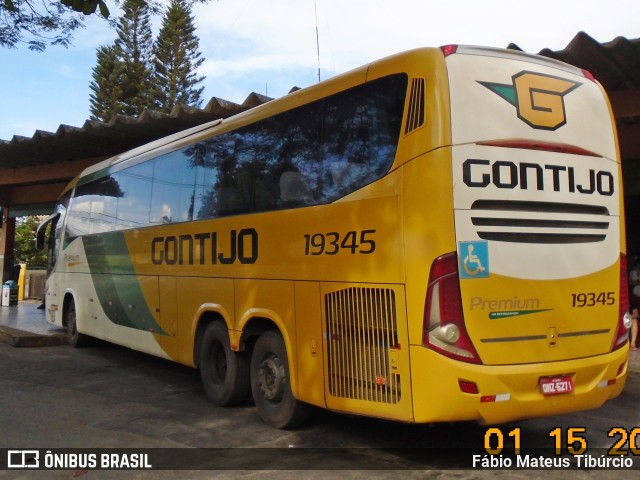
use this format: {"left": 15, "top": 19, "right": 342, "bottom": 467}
{"left": 479, "top": 71, "right": 581, "bottom": 130}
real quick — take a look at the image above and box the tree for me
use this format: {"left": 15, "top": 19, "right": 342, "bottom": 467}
{"left": 14, "top": 216, "right": 47, "bottom": 267}
{"left": 0, "top": 0, "right": 110, "bottom": 51}
{"left": 113, "top": 0, "right": 155, "bottom": 116}
{"left": 89, "top": 44, "right": 124, "bottom": 121}
{"left": 152, "top": 0, "right": 204, "bottom": 112}
{"left": 89, "top": 0, "right": 207, "bottom": 119}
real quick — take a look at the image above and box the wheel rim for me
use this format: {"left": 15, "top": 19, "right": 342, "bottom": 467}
{"left": 257, "top": 354, "right": 285, "bottom": 403}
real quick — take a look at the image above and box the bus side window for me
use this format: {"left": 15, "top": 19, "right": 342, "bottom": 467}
{"left": 91, "top": 175, "right": 119, "bottom": 234}
{"left": 279, "top": 171, "right": 311, "bottom": 204}
{"left": 168, "top": 74, "right": 405, "bottom": 223}
{"left": 320, "top": 74, "right": 406, "bottom": 199}
{"left": 116, "top": 162, "right": 153, "bottom": 230}
{"left": 150, "top": 151, "right": 197, "bottom": 225}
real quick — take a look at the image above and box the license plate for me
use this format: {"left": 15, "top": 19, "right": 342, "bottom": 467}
{"left": 539, "top": 375, "right": 574, "bottom": 396}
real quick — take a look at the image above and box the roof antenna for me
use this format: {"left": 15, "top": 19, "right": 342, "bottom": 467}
{"left": 314, "top": 0, "right": 321, "bottom": 82}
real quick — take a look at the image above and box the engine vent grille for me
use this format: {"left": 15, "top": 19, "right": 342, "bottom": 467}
{"left": 470, "top": 200, "right": 609, "bottom": 244}
{"left": 405, "top": 78, "right": 425, "bottom": 134}
{"left": 325, "top": 287, "right": 401, "bottom": 404}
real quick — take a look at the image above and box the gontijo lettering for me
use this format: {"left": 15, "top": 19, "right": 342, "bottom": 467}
{"left": 463, "top": 159, "right": 614, "bottom": 196}
{"left": 151, "top": 228, "right": 258, "bottom": 265}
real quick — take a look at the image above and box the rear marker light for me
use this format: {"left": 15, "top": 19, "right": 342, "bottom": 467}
{"left": 458, "top": 380, "right": 479, "bottom": 394}
{"left": 597, "top": 364, "right": 626, "bottom": 389}
{"left": 598, "top": 379, "right": 617, "bottom": 388}
{"left": 481, "top": 393, "right": 510, "bottom": 403}
{"left": 440, "top": 45, "right": 458, "bottom": 57}
{"left": 581, "top": 69, "right": 597, "bottom": 83}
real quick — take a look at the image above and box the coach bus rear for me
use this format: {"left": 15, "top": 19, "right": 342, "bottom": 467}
{"left": 409, "top": 45, "right": 629, "bottom": 423}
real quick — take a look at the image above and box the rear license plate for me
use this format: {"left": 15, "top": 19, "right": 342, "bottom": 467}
{"left": 539, "top": 375, "right": 574, "bottom": 396}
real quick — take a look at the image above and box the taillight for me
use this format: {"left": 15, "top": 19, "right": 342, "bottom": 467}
{"left": 423, "top": 252, "right": 481, "bottom": 364}
{"left": 612, "top": 253, "right": 631, "bottom": 351}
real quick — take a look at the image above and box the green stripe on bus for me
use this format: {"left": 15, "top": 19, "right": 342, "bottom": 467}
{"left": 489, "top": 309, "right": 552, "bottom": 320}
{"left": 84, "top": 232, "right": 168, "bottom": 335}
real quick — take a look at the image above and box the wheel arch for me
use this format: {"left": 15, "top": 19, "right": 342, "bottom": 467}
{"left": 62, "top": 291, "right": 76, "bottom": 328}
{"left": 193, "top": 309, "right": 228, "bottom": 368}
{"left": 240, "top": 312, "right": 300, "bottom": 399}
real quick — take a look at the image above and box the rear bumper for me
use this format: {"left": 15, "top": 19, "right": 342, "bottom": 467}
{"left": 410, "top": 344, "right": 628, "bottom": 424}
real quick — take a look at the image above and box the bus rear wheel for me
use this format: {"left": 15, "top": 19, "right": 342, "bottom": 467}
{"left": 199, "top": 321, "right": 250, "bottom": 406}
{"left": 250, "top": 330, "right": 309, "bottom": 429}
{"left": 66, "top": 299, "right": 89, "bottom": 348}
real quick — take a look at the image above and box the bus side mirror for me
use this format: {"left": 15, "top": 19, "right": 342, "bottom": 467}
{"left": 36, "top": 213, "right": 59, "bottom": 251}
{"left": 35, "top": 229, "right": 45, "bottom": 251}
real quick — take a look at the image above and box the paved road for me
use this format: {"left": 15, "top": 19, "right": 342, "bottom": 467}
{"left": 0, "top": 340, "right": 638, "bottom": 479}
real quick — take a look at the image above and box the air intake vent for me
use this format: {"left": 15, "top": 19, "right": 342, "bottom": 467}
{"left": 405, "top": 78, "right": 425, "bottom": 134}
{"left": 470, "top": 200, "right": 609, "bottom": 244}
{"left": 325, "top": 287, "right": 401, "bottom": 404}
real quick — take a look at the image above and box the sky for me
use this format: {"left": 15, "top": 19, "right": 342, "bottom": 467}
{"left": 1, "top": 0, "right": 639, "bottom": 141}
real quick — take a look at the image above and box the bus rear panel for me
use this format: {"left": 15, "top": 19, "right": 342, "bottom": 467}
{"left": 411, "top": 46, "right": 627, "bottom": 424}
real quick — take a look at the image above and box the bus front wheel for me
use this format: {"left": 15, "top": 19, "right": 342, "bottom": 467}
{"left": 66, "top": 299, "right": 88, "bottom": 348}
{"left": 199, "top": 321, "right": 250, "bottom": 406}
{"left": 250, "top": 330, "right": 309, "bottom": 429}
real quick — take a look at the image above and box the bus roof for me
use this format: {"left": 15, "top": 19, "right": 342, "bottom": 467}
{"left": 450, "top": 45, "right": 584, "bottom": 76}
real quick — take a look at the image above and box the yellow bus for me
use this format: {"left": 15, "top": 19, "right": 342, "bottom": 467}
{"left": 37, "top": 45, "right": 631, "bottom": 429}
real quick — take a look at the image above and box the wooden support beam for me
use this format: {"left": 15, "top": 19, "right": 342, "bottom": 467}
{"left": 0, "top": 156, "right": 105, "bottom": 186}
{"left": 9, "top": 182, "right": 69, "bottom": 206}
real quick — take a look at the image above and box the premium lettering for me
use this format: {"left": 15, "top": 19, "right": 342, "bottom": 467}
{"left": 470, "top": 296, "right": 540, "bottom": 311}
{"left": 463, "top": 158, "right": 614, "bottom": 196}
{"left": 151, "top": 228, "right": 258, "bottom": 265}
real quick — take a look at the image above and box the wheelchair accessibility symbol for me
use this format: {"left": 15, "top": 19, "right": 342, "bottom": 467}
{"left": 458, "top": 241, "right": 490, "bottom": 279}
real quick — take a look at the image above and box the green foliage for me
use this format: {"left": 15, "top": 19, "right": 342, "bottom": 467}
{"left": 90, "top": 0, "right": 206, "bottom": 121}
{"left": 152, "top": 0, "right": 205, "bottom": 112}
{"left": 0, "top": 0, "right": 110, "bottom": 51}
{"left": 114, "top": 0, "right": 155, "bottom": 116}
{"left": 89, "top": 44, "right": 125, "bottom": 121}
{"left": 59, "top": 0, "right": 110, "bottom": 17}
{"left": 3, "top": 0, "right": 17, "bottom": 12}
{"left": 14, "top": 216, "right": 48, "bottom": 268}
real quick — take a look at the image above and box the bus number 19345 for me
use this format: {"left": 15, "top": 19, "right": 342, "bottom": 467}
{"left": 571, "top": 292, "right": 616, "bottom": 308}
{"left": 304, "top": 230, "right": 376, "bottom": 256}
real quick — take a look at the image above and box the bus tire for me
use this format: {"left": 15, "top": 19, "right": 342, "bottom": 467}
{"left": 250, "top": 330, "right": 309, "bottom": 429}
{"left": 200, "top": 321, "right": 250, "bottom": 406}
{"left": 66, "top": 299, "right": 89, "bottom": 348}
